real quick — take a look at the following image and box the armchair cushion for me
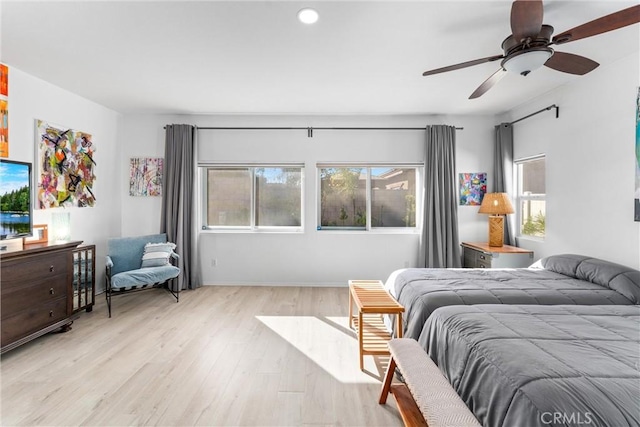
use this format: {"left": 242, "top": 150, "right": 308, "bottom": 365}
{"left": 141, "top": 242, "right": 177, "bottom": 268}
{"left": 111, "top": 265, "right": 180, "bottom": 290}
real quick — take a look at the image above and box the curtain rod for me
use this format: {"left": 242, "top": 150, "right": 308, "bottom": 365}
{"left": 166, "top": 125, "right": 463, "bottom": 137}
{"left": 509, "top": 104, "right": 559, "bottom": 125}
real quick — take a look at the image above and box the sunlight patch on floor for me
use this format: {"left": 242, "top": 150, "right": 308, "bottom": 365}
{"left": 256, "top": 315, "right": 386, "bottom": 383}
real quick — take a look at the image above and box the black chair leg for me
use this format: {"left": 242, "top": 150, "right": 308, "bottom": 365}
{"left": 105, "top": 280, "right": 112, "bottom": 318}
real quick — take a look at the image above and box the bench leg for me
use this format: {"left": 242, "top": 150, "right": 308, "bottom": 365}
{"left": 379, "top": 356, "right": 397, "bottom": 404}
{"left": 358, "top": 311, "right": 364, "bottom": 371}
{"left": 348, "top": 288, "right": 353, "bottom": 329}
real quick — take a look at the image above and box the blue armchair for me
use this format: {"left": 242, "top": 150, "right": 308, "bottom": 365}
{"left": 105, "top": 233, "right": 180, "bottom": 317}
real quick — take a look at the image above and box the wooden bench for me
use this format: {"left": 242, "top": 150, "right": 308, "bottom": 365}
{"left": 348, "top": 280, "right": 404, "bottom": 371}
{"left": 379, "top": 338, "right": 481, "bottom": 427}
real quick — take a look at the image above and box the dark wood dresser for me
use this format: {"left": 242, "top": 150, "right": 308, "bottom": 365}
{"left": 1, "top": 241, "right": 82, "bottom": 354}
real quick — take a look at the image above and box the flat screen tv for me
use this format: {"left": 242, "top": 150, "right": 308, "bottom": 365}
{"left": 0, "top": 159, "right": 33, "bottom": 240}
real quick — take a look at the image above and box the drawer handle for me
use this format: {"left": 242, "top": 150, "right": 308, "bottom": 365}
{"left": 479, "top": 264, "right": 486, "bottom": 268}
{"left": 49, "top": 310, "right": 54, "bottom": 317}
{"left": 49, "top": 265, "right": 55, "bottom": 272}
{"left": 479, "top": 255, "right": 486, "bottom": 260}
{"left": 49, "top": 288, "right": 55, "bottom": 295}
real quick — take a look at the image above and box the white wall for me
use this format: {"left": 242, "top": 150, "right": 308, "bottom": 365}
{"left": 121, "top": 114, "right": 495, "bottom": 285}
{"left": 506, "top": 51, "right": 640, "bottom": 269}
{"left": 6, "top": 66, "right": 123, "bottom": 291}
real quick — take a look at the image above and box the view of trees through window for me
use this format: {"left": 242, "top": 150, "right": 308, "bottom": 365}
{"left": 517, "top": 157, "right": 546, "bottom": 238}
{"left": 319, "top": 167, "right": 417, "bottom": 228}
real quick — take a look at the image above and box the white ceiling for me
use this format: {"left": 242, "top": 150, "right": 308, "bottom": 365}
{"left": 1, "top": 0, "right": 639, "bottom": 116}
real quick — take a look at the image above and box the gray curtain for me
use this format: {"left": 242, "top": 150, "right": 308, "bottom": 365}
{"left": 494, "top": 123, "right": 515, "bottom": 246}
{"left": 419, "top": 125, "right": 461, "bottom": 268}
{"left": 161, "top": 124, "right": 200, "bottom": 289}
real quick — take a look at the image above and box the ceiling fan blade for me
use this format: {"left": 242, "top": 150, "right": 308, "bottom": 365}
{"left": 544, "top": 51, "right": 599, "bottom": 75}
{"left": 423, "top": 55, "right": 504, "bottom": 76}
{"left": 552, "top": 4, "right": 640, "bottom": 45}
{"left": 511, "top": 0, "right": 544, "bottom": 42}
{"left": 469, "top": 68, "right": 507, "bottom": 99}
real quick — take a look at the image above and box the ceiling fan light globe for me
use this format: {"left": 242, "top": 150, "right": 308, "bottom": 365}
{"left": 502, "top": 48, "right": 553, "bottom": 76}
{"left": 297, "top": 8, "right": 319, "bottom": 24}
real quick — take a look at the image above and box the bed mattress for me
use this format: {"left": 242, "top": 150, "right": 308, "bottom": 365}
{"left": 385, "top": 254, "right": 639, "bottom": 339}
{"left": 418, "top": 304, "right": 640, "bottom": 427}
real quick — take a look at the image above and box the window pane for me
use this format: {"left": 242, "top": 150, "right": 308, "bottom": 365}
{"left": 320, "top": 167, "right": 366, "bottom": 228}
{"left": 521, "top": 158, "right": 545, "bottom": 194}
{"left": 255, "top": 168, "right": 302, "bottom": 227}
{"left": 517, "top": 156, "right": 546, "bottom": 238}
{"left": 371, "top": 167, "right": 416, "bottom": 227}
{"left": 520, "top": 199, "right": 546, "bottom": 237}
{"left": 207, "top": 168, "right": 251, "bottom": 226}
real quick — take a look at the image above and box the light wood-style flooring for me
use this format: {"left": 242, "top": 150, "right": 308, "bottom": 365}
{"left": 1, "top": 286, "right": 403, "bottom": 426}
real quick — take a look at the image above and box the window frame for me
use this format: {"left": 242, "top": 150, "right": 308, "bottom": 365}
{"left": 515, "top": 155, "right": 546, "bottom": 241}
{"left": 316, "top": 163, "right": 422, "bottom": 233}
{"left": 200, "top": 163, "right": 305, "bottom": 233}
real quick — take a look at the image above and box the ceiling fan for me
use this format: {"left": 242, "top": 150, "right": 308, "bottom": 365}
{"left": 422, "top": 1, "right": 640, "bottom": 99}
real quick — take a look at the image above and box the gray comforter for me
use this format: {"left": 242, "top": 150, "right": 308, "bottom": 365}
{"left": 418, "top": 305, "right": 640, "bottom": 427}
{"left": 386, "top": 254, "right": 640, "bottom": 339}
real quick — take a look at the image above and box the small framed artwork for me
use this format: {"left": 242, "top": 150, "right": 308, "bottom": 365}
{"left": 23, "top": 224, "right": 48, "bottom": 246}
{"left": 459, "top": 172, "right": 487, "bottom": 206}
{"left": 129, "top": 157, "right": 163, "bottom": 196}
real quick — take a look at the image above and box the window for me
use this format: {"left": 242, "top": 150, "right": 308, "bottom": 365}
{"left": 516, "top": 156, "right": 545, "bottom": 238}
{"left": 203, "top": 166, "right": 303, "bottom": 230}
{"left": 318, "top": 165, "right": 419, "bottom": 230}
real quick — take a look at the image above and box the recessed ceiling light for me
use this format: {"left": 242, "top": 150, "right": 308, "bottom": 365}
{"left": 297, "top": 8, "right": 319, "bottom": 24}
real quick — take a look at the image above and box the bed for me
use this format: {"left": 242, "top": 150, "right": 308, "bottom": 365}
{"left": 417, "top": 304, "right": 640, "bottom": 427}
{"left": 384, "top": 254, "right": 640, "bottom": 339}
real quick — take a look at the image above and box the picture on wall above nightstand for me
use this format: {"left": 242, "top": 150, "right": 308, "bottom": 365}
{"left": 459, "top": 172, "right": 486, "bottom": 206}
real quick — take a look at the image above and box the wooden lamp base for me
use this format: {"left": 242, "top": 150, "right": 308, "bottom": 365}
{"left": 488, "top": 215, "right": 504, "bottom": 247}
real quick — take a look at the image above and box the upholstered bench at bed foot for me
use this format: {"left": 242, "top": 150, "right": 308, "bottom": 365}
{"left": 379, "top": 338, "right": 480, "bottom": 427}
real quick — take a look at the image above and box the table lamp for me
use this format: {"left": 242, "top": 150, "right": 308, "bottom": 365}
{"left": 478, "top": 192, "right": 514, "bottom": 247}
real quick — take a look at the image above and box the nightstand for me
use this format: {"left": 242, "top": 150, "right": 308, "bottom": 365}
{"left": 461, "top": 242, "right": 534, "bottom": 268}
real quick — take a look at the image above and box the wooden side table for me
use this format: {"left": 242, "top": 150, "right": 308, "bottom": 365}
{"left": 461, "top": 242, "right": 534, "bottom": 268}
{"left": 348, "top": 280, "right": 404, "bottom": 371}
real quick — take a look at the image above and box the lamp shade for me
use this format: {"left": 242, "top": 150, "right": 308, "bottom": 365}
{"left": 478, "top": 192, "right": 514, "bottom": 215}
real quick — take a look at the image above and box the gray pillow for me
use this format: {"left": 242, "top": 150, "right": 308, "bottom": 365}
{"left": 541, "top": 254, "right": 640, "bottom": 304}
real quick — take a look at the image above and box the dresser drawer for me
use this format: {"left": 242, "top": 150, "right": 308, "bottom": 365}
{"left": 1, "top": 252, "right": 68, "bottom": 288}
{"left": 1, "top": 297, "right": 68, "bottom": 346}
{"left": 475, "top": 251, "right": 492, "bottom": 267}
{"left": 1, "top": 275, "right": 68, "bottom": 318}
{"left": 462, "top": 246, "right": 492, "bottom": 268}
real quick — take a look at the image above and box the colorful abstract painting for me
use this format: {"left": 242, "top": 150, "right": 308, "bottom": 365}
{"left": 635, "top": 87, "right": 640, "bottom": 221}
{"left": 129, "top": 157, "right": 163, "bottom": 196}
{"left": 36, "top": 119, "right": 96, "bottom": 208}
{"left": 459, "top": 172, "right": 487, "bottom": 206}
{"left": 0, "top": 64, "right": 8, "bottom": 158}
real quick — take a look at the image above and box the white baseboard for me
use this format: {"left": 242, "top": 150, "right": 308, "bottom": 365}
{"left": 202, "top": 281, "right": 348, "bottom": 287}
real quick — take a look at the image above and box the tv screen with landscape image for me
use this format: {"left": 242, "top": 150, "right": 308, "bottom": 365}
{"left": 0, "top": 159, "right": 33, "bottom": 240}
